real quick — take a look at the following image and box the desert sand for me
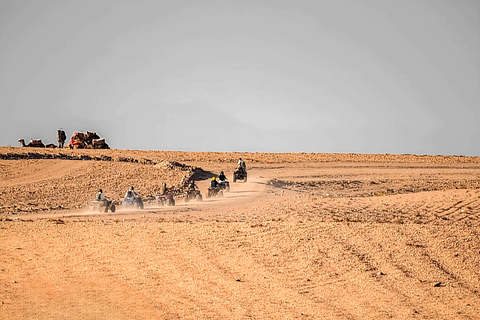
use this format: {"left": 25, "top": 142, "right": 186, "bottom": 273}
{"left": 1, "top": 146, "right": 479, "bottom": 319}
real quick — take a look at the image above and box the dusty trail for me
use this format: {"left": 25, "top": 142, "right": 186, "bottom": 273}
{"left": 1, "top": 148, "right": 480, "bottom": 319}
{"left": 29, "top": 169, "right": 268, "bottom": 221}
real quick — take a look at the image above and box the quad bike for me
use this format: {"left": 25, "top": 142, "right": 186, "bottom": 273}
{"left": 122, "top": 196, "right": 144, "bottom": 209}
{"left": 233, "top": 167, "right": 247, "bottom": 182}
{"left": 184, "top": 189, "right": 203, "bottom": 202}
{"left": 90, "top": 200, "right": 116, "bottom": 213}
{"left": 206, "top": 186, "right": 223, "bottom": 198}
{"left": 218, "top": 180, "right": 230, "bottom": 192}
{"left": 155, "top": 193, "right": 175, "bottom": 206}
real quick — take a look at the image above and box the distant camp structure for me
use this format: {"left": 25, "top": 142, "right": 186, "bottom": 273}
{"left": 67, "top": 131, "right": 110, "bottom": 149}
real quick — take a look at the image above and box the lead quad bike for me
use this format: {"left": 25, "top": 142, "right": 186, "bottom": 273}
{"left": 122, "top": 196, "right": 144, "bottom": 209}
{"left": 155, "top": 193, "right": 175, "bottom": 206}
{"left": 233, "top": 167, "right": 247, "bottom": 182}
{"left": 90, "top": 200, "right": 116, "bottom": 213}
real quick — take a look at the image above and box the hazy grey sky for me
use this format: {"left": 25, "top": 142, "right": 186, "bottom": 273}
{"left": 1, "top": 0, "right": 479, "bottom": 155}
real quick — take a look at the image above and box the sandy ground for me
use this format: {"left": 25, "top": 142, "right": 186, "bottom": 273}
{"left": 1, "top": 147, "right": 479, "bottom": 319}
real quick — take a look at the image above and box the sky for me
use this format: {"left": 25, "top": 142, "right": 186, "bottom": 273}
{"left": 1, "top": 0, "right": 479, "bottom": 155}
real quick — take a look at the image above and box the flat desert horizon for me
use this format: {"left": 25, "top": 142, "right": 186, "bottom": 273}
{"left": 1, "top": 146, "right": 479, "bottom": 319}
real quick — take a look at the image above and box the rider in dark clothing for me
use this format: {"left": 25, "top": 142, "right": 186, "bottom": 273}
{"left": 210, "top": 177, "right": 219, "bottom": 188}
{"left": 218, "top": 171, "right": 226, "bottom": 182}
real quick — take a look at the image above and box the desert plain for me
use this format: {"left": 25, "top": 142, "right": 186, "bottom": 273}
{"left": 0, "top": 146, "right": 479, "bottom": 319}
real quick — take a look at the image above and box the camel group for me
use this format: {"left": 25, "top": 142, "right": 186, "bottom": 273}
{"left": 18, "top": 130, "right": 110, "bottom": 149}
{"left": 67, "top": 131, "right": 109, "bottom": 149}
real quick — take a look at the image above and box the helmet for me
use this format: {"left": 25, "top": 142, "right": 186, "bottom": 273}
{"left": 212, "top": 177, "right": 216, "bottom": 181}
{"left": 130, "top": 186, "right": 134, "bottom": 190}
{"left": 220, "top": 171, "right": 224, "bottom": 174}
{"left": 99, "top": 189, "right": 102, "bottom": 193}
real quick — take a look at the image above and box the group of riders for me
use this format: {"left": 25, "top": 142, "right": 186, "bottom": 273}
{"left": 211, "top": 158, "right": 245, "bottom": 188}
{"left": 95, "top": 186, "right": 138, "bottom": 208}
{"left": 210, "top": 174, "right": 224, "bottom": 188}
{"left": 94, "top": 158, "right": 247, "bottom": 207}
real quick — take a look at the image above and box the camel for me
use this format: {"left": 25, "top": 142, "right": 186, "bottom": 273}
{"left": 18, "top": 138, "right": 45, "bottom": 148}
{"left": 92, "top": 138, "right": 110, "bottom": 149}
{"left": 17, "top": 138, "right": 57, "bottom": 148}
{"left": 67, "top": 132, "right": 87, "bottom": 149}
{"left": 85, "top": 131, "right": 100, "bottom": 145}
{"left": 67, "top": 131, "right": 105, "bottom": 149}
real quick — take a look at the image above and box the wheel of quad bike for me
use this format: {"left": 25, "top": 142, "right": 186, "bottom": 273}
{"left": 196, "top": 194, "right": 202, "bottom": 201}
{"left": 138, "top": 202, "right": 144, "bottom": 210}
{"left": 206, "top": 189, "right": 211, "bottom": 198}
{"left": 227, "top": 185, "right": 230, "bottom": 192}
{"left": 168, "top": 198, "right": 175, "bottom": 206}
{"left": 184, "top": 194, "right": 190, "bottom": 203}
{"left": 110, "top": 205, "right": 116, "bottom": 213}
{"left": 156, "top": 200, "right": 164, "bottom": 207}
{"left": 219, "top": 191, "right": 223, "bottom": 197}
{"left": 244, "top": 173, "right": 247, "bottom": 182}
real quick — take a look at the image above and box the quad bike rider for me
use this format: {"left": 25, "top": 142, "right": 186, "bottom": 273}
{"left": 123, "top": 186, "right": 144, "bottom": 209}
{"left": 184, "top": 179, "right": 202, "bottom": 202}
{"left": 155, "top": 182, "right": 175, "bottom": 206}
{"left": 233, "top": 158, "right": 247, "bottom": 182}
{"left": 218, "top": 171, "right": 230, "bottom": 192}
{"left": 92, "top": 189, "right": 116, "bottom": 212}
{"left": 206, "top": 177, "right": 223, "bottom": 198}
